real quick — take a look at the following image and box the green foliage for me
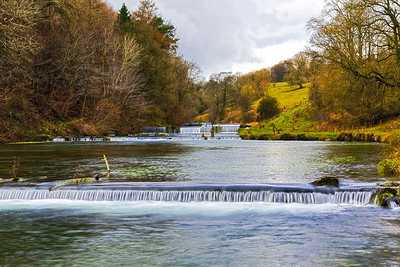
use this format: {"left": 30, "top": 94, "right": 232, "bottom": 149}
{"left": 331, "top": 156, "right": 357, "bottom": 164}
{"left": 121, "top": 0, "right": 196, "bottom": 127}
{"left": 257, "top": 96, "right": 280, "bottom": 121}
{"left": 378, "top": 159, "right": 400, "bottom": 177}
{"left": 377, "top": 144, "right": 400, "bottom": 177}
{"left": 117, "top": 3, "right": 131, "bottom": 32}
{"left": 271, "top": 62, "right": 288, "bottom": 83}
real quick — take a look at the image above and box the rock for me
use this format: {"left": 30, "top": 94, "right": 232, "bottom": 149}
{"left": 383, "top": 196, "right": 400, "bottom": 208}
{"left": 311, "top": 177, "right": 340, "bottom": 187}
{"left": 94, "top": 174, "right": 101, "bottom": 181}
{"left": 373, "top": 188, "right": 399, "bottom": 208}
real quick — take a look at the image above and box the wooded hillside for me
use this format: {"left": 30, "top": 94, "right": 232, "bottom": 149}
{"left": 0, "top": 0, "right": 199, "bottom": 141}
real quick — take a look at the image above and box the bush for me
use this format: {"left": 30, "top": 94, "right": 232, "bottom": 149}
{"left": 257, "top": 96, "right": 280, "bottom": 121}
{"left": 377, "top": 159, "right": 400, "bottom": 177}
{"left": 377, "top": 144, "right": 400, "bottom": 177}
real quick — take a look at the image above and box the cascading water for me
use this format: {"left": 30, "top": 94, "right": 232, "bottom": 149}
{"left": 0, "top": 188, "right": 374, "bottom": 205}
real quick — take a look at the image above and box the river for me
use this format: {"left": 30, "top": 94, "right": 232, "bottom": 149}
{"left": 0, "top": 140, "right": 399, "bottom": 267}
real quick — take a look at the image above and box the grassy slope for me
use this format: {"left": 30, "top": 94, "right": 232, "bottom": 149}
{"left": 240, "top": 83, "right": 400, "bottom": 142}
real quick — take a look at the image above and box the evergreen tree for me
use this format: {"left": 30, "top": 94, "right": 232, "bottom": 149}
{"left": 118, "top": 3, "right": 131, "bottom": 32}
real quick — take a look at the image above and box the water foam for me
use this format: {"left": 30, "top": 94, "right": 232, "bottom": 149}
{"left": 0, "top": 189, "right": 373, "bottom": 205}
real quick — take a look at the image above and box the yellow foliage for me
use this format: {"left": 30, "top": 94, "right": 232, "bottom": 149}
{"left": 194, "top": 113, "right": 209, "bottom": 122}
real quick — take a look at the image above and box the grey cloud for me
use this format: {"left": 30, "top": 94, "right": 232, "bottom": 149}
{"left": 107, "top": 0, "right": 324, "bottom": 76}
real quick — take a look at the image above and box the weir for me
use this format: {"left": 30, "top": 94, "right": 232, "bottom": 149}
{"left": 0, "top": 183, "right": 377, "bottom": 205}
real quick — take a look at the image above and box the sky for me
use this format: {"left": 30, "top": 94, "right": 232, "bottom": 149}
{"left": 106, "top": 0, "right": 325, "bottom": 76}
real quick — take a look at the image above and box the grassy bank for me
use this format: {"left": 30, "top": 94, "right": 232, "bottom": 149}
{"left": 240, "top": 83, "right": 400, "bottom": 143}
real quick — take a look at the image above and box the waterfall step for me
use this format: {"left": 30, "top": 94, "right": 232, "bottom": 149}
{"left": 0, "top": 183, "right": 377, "bottom": 205}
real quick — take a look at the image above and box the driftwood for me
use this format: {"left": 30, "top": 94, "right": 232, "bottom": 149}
{"left": 103, "top": 154, "right": 111, "bottom": 177}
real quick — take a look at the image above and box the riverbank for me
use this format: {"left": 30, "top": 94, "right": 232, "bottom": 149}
{"left": 240, "top": 129, "right": 398, "bottom": 143}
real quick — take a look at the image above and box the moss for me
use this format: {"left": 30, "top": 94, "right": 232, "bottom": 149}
{"left": 68, "top": 177, "right": 97, "bottom": 185}
{"left": 50, "top": 177, "right": 99, "bottom": 191}
{"left": 311, "top": 177, "right": 340, "bottom": 187}
{"left": 383, "top": 181, "right": 400, "bottom": 187}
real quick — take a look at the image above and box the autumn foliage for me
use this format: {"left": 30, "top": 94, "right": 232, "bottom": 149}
{"left": 0, "top": 0, "right": 198, "bottom": 141}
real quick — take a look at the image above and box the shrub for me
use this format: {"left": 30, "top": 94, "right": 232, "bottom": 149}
{"left": 256, "top": 96, "right": 280, "bottom": 121}
{"left": 377, "top": 159, "right": 400, "bottom": 177}
{"left": 378, "top": 144, "right": 400, "bottom": 177}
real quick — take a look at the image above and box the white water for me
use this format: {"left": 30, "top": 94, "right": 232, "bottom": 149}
{"left": 0, "top": 190, "right": 374, "bottom": 205}
{"left": 389, "top": 200, "right": 399, "bottom": 209}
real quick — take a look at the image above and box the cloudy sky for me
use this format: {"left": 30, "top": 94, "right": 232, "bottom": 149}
{"left": 106, "top": 0, "right": 325, "bottom": 76}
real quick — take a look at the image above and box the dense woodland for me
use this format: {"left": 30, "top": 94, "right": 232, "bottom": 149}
{"left": 308, "top": 0, "right": 400, "bottom": 126}
{"left": 1, "top": 0, "right": 400, "bottom": 142}
{"left": 0, "top": 0, "right": 200, "bottom": 141}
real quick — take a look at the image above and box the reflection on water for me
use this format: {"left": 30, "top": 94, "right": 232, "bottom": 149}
{"left": 0, "top": 140, "right": 385, "bottom": 183}
{"left": 0, "top": 201, "right": 399, "bottom": 266}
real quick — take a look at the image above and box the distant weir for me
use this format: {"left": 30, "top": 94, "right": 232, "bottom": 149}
{"left": 0, "top": 184, "right": 375, "bottom": 205}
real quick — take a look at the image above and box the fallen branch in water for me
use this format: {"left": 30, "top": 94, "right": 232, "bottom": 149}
{"left": 0, "top": 178, "right": 14, "bottom": 184}
{"left": 0, "top": 177, "right": 30, "bottom": 185}
{"left": 103, "top": 154, "right": 111, "bottom": 178}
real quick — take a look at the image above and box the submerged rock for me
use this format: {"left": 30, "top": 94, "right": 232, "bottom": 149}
{"left": 311, "top": 177, "right": 339, "bottom": 187}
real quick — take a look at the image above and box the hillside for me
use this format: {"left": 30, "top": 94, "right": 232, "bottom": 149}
{"left": 240, "top": 83, "right": 400, "bottom": 143}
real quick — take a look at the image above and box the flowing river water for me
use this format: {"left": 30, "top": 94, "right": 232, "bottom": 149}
{"left": 0, "top": 140, "right": 399, "bottom": 266}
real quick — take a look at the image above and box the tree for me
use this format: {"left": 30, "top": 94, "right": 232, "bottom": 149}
{"left": 257, "top": 96, "right": 280, "bottom": 121}
{"left": 309, "top": 0, "right": 400, "bottom": 88}
{"left": 129, "top": 0, "right": 192, "bottom": 126}
{"left": 0, "top": 0, "right": 149, "bottom": 139}
{"left": 285, "top": 53, "right": 310, "bottom": 88}
{"left": 117, "top": 3, "right": 131, "bottom": 32}
{"left": 0, "top": 0, "right": 41, "bottom": 140}
{"left": 133, "top": 0, "right": 157, "bottom": 24}
{"left": 204, "top": 72, "right": 238, "bottom": 123}
{"left": 271, "top": 62, "right": 288, "bottom": 83}
{"left": 308, "top": 0, "right": 400, "bottom": 126}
